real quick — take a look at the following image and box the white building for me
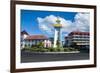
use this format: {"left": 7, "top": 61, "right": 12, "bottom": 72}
{"left": 21, "top": 30, "right": 52, "bottom": 48}
{"left": 64, "top": 31, "right": 90, "bottom": 49}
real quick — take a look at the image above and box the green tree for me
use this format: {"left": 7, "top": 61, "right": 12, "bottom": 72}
{"left": 37, "top": 42, "right": 44, "bottom": 47}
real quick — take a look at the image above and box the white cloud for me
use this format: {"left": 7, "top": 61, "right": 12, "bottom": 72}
{"left": 37, "top": 15, "right": 58, "bottom": 36}
{"left": 74, "top": 12, "right": 90, "bottom": 32}
{"left": 37, "top": 13, "right": 90, "bottom": 37}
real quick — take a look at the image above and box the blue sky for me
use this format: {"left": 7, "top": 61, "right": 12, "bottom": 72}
{"left": 21, "top": 10, "right": 77, "bottom": 34}
{"left": 21, "top": 9, "right": 89, "bottom": 40}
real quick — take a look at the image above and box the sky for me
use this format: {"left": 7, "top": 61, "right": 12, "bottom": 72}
{"left": 21, "top": 9, "right": 90, "bottom": 40}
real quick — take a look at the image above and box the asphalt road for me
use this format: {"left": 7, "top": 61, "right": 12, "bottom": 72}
{"left": 21, "top": 51, "right": 89, "bottom": 63}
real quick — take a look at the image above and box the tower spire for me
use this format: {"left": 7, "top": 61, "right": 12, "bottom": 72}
{"left": 56, "top": 16, "right": 61, "bottom": 24}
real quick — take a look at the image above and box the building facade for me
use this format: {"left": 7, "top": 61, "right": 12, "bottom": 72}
{"left": 21, "top": 30, "right": 52, "bottom": 49}
{"left": 64, "top": 31, "right": 89, "bottom": 50}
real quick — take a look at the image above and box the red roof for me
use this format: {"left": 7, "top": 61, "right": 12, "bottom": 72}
{"left": 69, "top": 31, "right": 89, "bottom": 36}
{"left": 25, "top": 35, "right": 48, "bottom": 40}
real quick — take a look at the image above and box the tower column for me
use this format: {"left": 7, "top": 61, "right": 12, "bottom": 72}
{"left": 53, "top": 29, "right": 58, "bottom": 48}
{"left": 53, "top": 17, "right": 62, "bottom": 48}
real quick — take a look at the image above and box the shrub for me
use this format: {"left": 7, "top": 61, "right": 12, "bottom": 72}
{"left": 31, "top": 44, "right": 38, "bottom": 48}
{"left": 37, "top": 42, "right": 44, "bottom": 48}
{"left": 49, "top": 48, "right": 55, "bottom": 52}
{"left": 64, "top": 48, "right": 70, "bottom": 52}
{"left": 56, "top": 48, "right": 61, "bottom": 52}
{"left": 39, "top": 48, "right": 48, "bottom": 52}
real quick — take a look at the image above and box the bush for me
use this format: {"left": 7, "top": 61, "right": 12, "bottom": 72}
{"left": 28, "top": 47, "right": 49, "bottom": 52}
{"left": 64, "top": 48, "right": 68, "bottom": 52}
{"left": 56, "top": 48, "right": 61, "bottom": 52}
{"left": 49, "top": 48, "right": 55, "bottom": 52}
{"left": 22, "top": 46, "right": 79, "bottom": 52}
{"left": 37, "top": 42, "right": 44, "bottom": 48}
{"left": 39, "top": 48, "right": 48, "bottom": 52}
{"left": 31, "top": 44, "right": 38, "bottom": 48}
{"left": 64, "top": 48, "right": 71, "bottom": 52}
